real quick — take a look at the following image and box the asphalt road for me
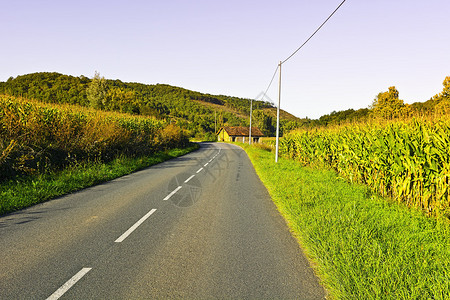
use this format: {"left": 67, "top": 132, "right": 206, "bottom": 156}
{"left": 0, "top": 143, "right": 326, "bottom": 299}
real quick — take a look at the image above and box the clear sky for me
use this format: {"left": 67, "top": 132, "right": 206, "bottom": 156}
{"left": 1, "top": 0, "right": 449, "bottom": 119}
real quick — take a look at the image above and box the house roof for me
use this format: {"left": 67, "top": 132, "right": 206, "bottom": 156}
{"left": 217, "top": 126, "right": 264, "bottom": 137}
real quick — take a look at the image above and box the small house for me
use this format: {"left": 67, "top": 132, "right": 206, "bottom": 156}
{"left": 216, "top": 126, "right": 264, "bottom": 143}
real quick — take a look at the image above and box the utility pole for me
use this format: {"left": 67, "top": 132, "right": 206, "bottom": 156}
{"left": 275, "top": 61, "right": 282, "bottom": 163}
{"left": 249, "top": 98, "right": 253, "bottom": 145}
{"left": 214, "top": 110, "right": 217, "bottom": 134}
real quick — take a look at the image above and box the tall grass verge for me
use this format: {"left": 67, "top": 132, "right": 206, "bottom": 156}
{"left": 0, "top": 144, "right": 199, "bottom": 215}
{"left": 240, "top": 143, "right": 450, "bottom": 299}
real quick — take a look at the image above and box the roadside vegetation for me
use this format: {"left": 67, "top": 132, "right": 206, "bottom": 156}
{"left": 279, "top": 117, "right": 450, "bottom": 219}
{"left": 263, "top": 77, "right": 450, "bottom": 219}
{"left": 0, "top": 145, "right": 198, "bottom": 215}
{"left": 0, "top": 95, "right": 189, "bottom": 180}
{"left": 242, "top": 76, "right": 450, "bottom": 298}
{"left": 241, "top": 143, "right": 450, "bottom": 299}
{"left": 0, "top": 94, "right": 198, "bottom": 215}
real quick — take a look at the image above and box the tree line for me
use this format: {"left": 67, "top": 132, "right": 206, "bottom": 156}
{"left": 0, "top": 72, "right": 287, "bottom": 137}
{"left": 311, "top": 76, "right": 450, "bottom": 127}
{"left": 2, "top": 72, "right": 446, "bottom": 135}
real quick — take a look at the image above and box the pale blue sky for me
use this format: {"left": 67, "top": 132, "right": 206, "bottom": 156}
{"left": 1, "top": 0, "right": 449, "bottom": 119}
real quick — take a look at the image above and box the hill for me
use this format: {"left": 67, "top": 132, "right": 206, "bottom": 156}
{"left": 0, "top": 72, "right": 304, "bottom": 138}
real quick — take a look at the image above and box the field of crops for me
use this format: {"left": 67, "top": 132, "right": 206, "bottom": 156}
{"left": 279, "top": 118, "right": 450, "bottom": 218}
{"left": 0, "top": 95, "right": 188, "bottom": 181}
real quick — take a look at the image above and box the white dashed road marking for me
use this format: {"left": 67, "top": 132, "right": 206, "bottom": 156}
{"left": 46, "top": 268, "right": 92, "bottom": 300}
{"left": 115, "top": 209, "right": 157, "bottom": 242}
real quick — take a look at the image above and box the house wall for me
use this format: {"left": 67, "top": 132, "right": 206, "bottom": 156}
{"left": 231, "top": 136, "right": 260, "bottom": 143}
{"left": 217, "top": 129, "right": 231, "bottom": 142}
{"left": 217, "top": 129, "right": 262, "bottom": 143}
{"left": 230, "top": 136, "right": 245, "bottom": 143}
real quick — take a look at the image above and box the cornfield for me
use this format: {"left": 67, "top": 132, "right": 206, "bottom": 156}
{"left": 279, "top": 118, "right": 450, "bottom": 218}
{"left": 0, "top": 95, "right": 188, "bottom": 181}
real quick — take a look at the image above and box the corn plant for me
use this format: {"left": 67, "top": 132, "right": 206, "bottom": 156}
{"left": 0, "top": 95, "right": 188, "bottom": 181}
{"left": 280, "top": 118, "right": 450, "bottom": 218}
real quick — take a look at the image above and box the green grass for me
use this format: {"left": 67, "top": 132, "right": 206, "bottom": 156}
{"left": 0, "top": 143, "right": 199, "bottom": 215}
{"left": 240, "top": 143, "right": 450, "bottom": 299}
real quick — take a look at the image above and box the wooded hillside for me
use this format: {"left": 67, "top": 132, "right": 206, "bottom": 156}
{"left": 0, "top": 72, "right": 302, "bottom": 138}
{"left": 3, "top": 72, "right": 447, "bottom": 135}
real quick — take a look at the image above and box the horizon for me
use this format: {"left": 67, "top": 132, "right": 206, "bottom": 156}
{"left": 0, "top": 70, "right": 444, "bottom": 120}
{"left": 2, "top": 0, "right": 449, "bottom": 119}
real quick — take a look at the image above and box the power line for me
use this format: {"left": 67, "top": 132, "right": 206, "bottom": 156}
{"left": 253, "top": 1, "right": 347, "bottom": 162}
{"left": 274, "top": 0, "right": 346, "bottom": 163}
{"left": 259, "top": 64, "right": 279, "bottom": 101}
{"left": 281, "top": 0, "right": 346, "bottom": 64}
{"left": 258, "top": 0, "right": 346, "bottom": 102}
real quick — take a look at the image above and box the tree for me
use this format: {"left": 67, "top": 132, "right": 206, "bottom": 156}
{"left": 432, "top": 76, "right": 450, "bottom": 102}
{"left": 253, "top": 110, "right": 275, "bottom": 136}
{"left": 433, "top": 76, "right": 450, "bottom": 114}
{"left": 371, "top": 86, "right": 406, "bottom": 119}
{"left": 87, "top": 71, "right": 107, "bottom": 109}
{"left": 442, "top": 76, "right": 450, "bottom": 99}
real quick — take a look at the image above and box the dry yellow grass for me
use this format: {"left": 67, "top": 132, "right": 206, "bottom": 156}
{"left": 0, "top": 95, "right": 188, "bottom": 180}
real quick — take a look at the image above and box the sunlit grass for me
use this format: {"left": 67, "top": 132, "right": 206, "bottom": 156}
{"left": 241, "top": 143, "right": 450, "bottom": 299}
{"left": 0, "top": 144, "right": 199, "bottom": 215}
{"left": 279, "top": 117, "right": 450, "bottom": 219}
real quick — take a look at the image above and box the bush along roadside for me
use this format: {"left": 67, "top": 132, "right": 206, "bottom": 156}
{"left": 0, "top": 95, "right": 189, "bottom": 182}
{"left": 0, "top": 144, "right": 199, "bottom": 216}
{"left": 240, "top": 143, "right": 450, "bottom": 299}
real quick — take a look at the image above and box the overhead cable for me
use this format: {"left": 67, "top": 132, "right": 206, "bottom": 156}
{"left": 281, "top": 0, "right": 346, "bottom": 64}
{"left": 259, "top": 64, "right": 279, "bottom": 101}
